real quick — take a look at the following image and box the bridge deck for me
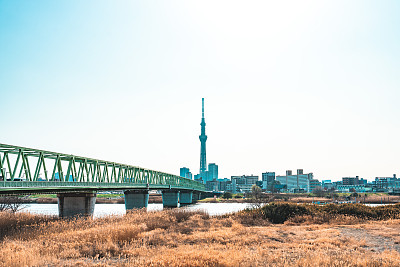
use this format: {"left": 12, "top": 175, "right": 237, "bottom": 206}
{"left": 0, "top": 181, "right": 202, "bottom": 194}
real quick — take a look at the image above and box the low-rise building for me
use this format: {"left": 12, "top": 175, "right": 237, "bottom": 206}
{"left": 336, "top": 184, "right": 373, "bottom": 193}
{"left": 276, "top": 169, "right": 313, "bottom": 193}
{"left": 309, "top": 179, "right": 321, "bottom": 192}
{"left": 374, "top": 175, "right": 399, "bottom": 190}
{"left": 229, "top": 175, "right": 259, "bottom": 193}
{"left": 205, "top": 179, "right": 218, "bottom": 191}
{"left": 322, "top": 180, "right": 335, "bottom": 191}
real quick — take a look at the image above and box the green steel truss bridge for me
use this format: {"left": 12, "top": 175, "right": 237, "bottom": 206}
{"left": 0, "top": 143, "right": 205, "bottom": 194}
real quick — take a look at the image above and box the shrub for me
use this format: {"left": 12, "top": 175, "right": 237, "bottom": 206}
{"left": 240, "top": 202, "right": 400, "bottom": 224}
{"left": 170, "top": 209, "right": 209, "bottom": 223}
{"left": 319, "top": 203, "right": 400, "bottom": 220}
{"left": 259, "top": 203, "right": 310, "bottom": 223}
{"left": 222, "top": 192, "right": 232, "bottom": 199}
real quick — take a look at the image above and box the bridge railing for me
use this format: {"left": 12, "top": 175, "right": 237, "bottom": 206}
{"left": 0, "top": 143, "right": 205, "bottom": 191}
{"left": 0, "top": 181, "right": 205, "bottom": 191}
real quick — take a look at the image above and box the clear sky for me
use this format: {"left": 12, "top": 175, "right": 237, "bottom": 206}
{"left": 1, "top": 1, "right": 399, "bottom": 181}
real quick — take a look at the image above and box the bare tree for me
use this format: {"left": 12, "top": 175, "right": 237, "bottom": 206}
{"left": 251, "top": 185, "right": 262, "bottom": 199}
{"left": 312, "top": 186, "right": 325, "bottom": 197}
{"left": 0, "top": 196, "right": 27, "bottom": 213}
{"left": 248, "top": 185, "right": 267, "bottom": 209}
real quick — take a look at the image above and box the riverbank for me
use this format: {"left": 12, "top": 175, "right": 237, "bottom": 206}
{"left": 199, "top": 193, "right": 400, "bottom": 204}
{"left": 1, "top": 203, "right": 400, "bottom": 266}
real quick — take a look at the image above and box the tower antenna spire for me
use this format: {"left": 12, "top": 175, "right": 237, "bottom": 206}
{"left": 202, "top": 98, "right": 204, "bottom": 118}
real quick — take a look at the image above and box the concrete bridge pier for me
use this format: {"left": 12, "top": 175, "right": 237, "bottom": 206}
{"left": 162, "top": 190, "right": 179, "bottom": 208}
{"left": 124, "top": 190, "right": 149, "bottom": 211}
{"left": 57, "top": 192, "right": 96, "bottom": 218}
{"left": 199, "top": 192, "right": 208, "bottom": 200}
{"left": 192, "top": 192, "right": 201, "bottom": 201}
{"left": 179, "top": 191, "right": 193, "bottom": 206}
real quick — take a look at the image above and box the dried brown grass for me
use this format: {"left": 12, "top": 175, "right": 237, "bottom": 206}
{"left": 0, "top": 209, "right": 399, "bottom": 266}
{"left": 290, "top": 197, "right": 331, "bottom": 203}
{"left": 364, "top": 195, "right": 400, "bottom": 204}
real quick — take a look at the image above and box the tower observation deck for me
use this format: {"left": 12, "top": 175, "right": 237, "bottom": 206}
{"left": 199, "top": 98, "right": 207, "bottom": 175}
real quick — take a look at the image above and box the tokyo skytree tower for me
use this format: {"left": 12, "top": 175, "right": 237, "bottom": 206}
{"left": 199, "top": 98, "right": 207, "bottom": 175}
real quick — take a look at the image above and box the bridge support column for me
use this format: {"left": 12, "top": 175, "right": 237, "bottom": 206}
{"left": 199, "top": 192, "right": 207, "bottom": 200}
{"left": 57, "top": 192, "right": 96, "bottom": 218}
{"left": 124, "top": 190, "right": 149, "bottom": 211}
{"left": 162, "top": 190, "right": 179, "bottom": 208}
{"left": 179, "top": 191, "right": 193, "bottom": 206}
{"left": 192, "top": 192, "right": 201, "bottom": 201}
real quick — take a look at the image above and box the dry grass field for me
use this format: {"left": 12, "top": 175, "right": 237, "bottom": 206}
{"left": 0, "top": 204, "right": 400, "bottom": 266}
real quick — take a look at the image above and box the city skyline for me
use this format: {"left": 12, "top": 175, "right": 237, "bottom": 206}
{"left": 1, "top": 1, "right": 400, "bottom": 182}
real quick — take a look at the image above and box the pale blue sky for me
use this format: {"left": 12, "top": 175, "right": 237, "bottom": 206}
{"left": 1, "top": 1, "right": 399, "bottom": 181}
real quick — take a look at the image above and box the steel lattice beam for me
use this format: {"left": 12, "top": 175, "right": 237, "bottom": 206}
{"left": 0, "top": 143, "right": 205, "bottom": 193}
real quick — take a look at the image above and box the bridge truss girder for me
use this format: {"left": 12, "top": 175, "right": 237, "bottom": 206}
{"left": 0, "top": 143, "right": 205, "bottom": 192}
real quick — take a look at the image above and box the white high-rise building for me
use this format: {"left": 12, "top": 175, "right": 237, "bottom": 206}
{"left": 276, "top": 169, "right": 313, "bottom": 193}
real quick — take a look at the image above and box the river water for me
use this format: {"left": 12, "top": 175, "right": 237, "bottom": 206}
{"left": 21, "top": 202, "right": 388, "bottom": 218}
{"left": 22, "top": 203, "right": 255, "bottom": 217}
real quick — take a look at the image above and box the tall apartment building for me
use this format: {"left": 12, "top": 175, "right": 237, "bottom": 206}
{"left": 208, "top": 163, "right": 218, "bottom": 180}
{"left": 180, "top": 167, "right": 192, "bottom": 179}
{"left": 342, "top": 176, "right": 360, "bottom": 185}
{"left": 262, "top": 172, "right": 275, "bottom": 183}
{"left": 217, "top": 178, "right": 230, "bottom": 191}
{"left": 262, "top": 172, "right": 276, "bottom": 190}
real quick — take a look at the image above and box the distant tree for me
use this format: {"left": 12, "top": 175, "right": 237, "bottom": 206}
{"left": 328, "top": 193, "right": 339, "bottom": 200}
{"left": 267, "top": 180, "right": 281, "bottom": 193}
{"left": 251, "top": 184, "right": 262, "bottom": 193}
{"left": 222, "top": 192, "right": 233, "bottom": 199}
{"left": 251, "top": 185, "right": 262, "bottom": 199}
{"left": 312, "top": 186, "right": 325, "bottom": 197}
